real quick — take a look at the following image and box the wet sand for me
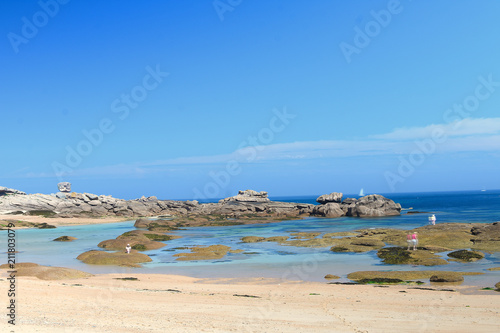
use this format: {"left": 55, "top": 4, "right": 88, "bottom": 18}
{"left": 1, "top": 273, "right": 499, "bottom": 332}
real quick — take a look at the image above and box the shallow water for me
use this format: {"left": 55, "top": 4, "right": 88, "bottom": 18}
{"left": 4, "top": 190, "right": 500, "bottom": 286}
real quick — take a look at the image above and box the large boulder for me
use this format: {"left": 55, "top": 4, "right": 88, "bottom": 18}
{"left": 312, "top": 202, "right": 345, "bottom": 218}
{"left": 345, "top": 194, "right": 401, "bottom": 217}
{"left": 316, "top": 192, "right": 343, "bottom": 204}
{"left": 57, "top": 182, "right": 71, "bottom": 192}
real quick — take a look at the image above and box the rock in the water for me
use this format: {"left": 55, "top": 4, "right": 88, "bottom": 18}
{"left": 495, "top": 281, "right": 500, "bottom": 290}
{"left": 447, "top": 249, "right": 484, "bottom": 262}
{"left": 346, "top": 194, "right": 401, "bottom": 217}
{"left": 429, "top": 272, "right": 464, "bottom": 283}
{"left": 324, "top": 274, "right": 340, "bottom": 280}
{"left": 57, "top": 182, "right": 71, "bottom": 192}
{"left": 53, "top": 236, "right": 77, "bottom": 242}
{"left": 316, "top": 192, "right": 343, "bottom": 204}
{"left": 219, "top": 190, "right": 270, "bottom": 203}
{"left": 0, "top": 186, "right": 26, "bottom": 196}
{"left": 77, "top": 250, "right": 152, "bottom": 266}
{"left": 241, "top": 236, "right": 266, "bottom": 243}
{"left": 312, "top": 202, "right": 345, "bottom": 218}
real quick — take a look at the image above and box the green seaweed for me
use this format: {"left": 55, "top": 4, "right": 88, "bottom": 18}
{"left": 143, "top": 233, "right": 173, "bottom": 241}
{"left": 377, "top": 247, "right": 412, "bottom": 264}
{"left": 447, "top": 250, "right": 484, "bottom": 262}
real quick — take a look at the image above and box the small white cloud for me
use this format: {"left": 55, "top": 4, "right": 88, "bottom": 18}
{"left": 372, "top": 118, "right": 500, "bottom": 140}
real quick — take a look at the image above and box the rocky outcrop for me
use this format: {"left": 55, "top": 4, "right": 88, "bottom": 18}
{"left": 219, "top": 190, "right": 270, "bottom": 204}
{"left": 0, "top": 187, "right": 400, "bottom": 219}
{"left": 345, "top": 195, "right": 402, "bottom": 217}
{"left": 312, "top": 202, "right": 344, "bottom": 218}
{"left": 76, "top": 250, "right": 152, "bottom": 267}
{"left": 0, "top": 186, "right": 26, "bottom": 196}
{"left": 0, "top": 262, "right": 92, "bottom": 280}
{"left": 312, "top": 193, "right": 401, "bottom": 218}
{"left": 57, "top": 182, "right": 71, "bottom": 192}
{"left": 316, "top": 192, "right": 342, "bottom": 204}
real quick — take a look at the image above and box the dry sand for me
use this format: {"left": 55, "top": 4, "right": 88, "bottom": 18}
{"left": 0, "top": 214, "right": 130, "bottom": 227}
{"left": 1, "top": 273, "right": 499, "bottom": 333}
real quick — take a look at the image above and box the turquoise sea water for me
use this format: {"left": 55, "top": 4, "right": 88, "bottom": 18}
{"left": 4, "top": 190, "right": 500, "bottom": 286}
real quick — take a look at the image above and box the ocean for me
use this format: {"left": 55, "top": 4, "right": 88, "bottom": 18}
{"left": 7, "top": 190, "right": 500, "bottom": 286}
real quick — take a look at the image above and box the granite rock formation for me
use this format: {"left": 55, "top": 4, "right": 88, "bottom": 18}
{"left": 0, "top": 187, "right": 401, "bottom": 219}
{"left": 57, "top": 182, "right": 72, "bottom": 192}
{"left": 316, "top": 192, "right": 343, "bottom": 204}
{"left": 312, "top": 193, "right": 402, "bottom": 218}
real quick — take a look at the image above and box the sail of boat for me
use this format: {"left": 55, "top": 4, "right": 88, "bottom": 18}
{"left": 359, "top": 188, "right": 364, "bottom": 197}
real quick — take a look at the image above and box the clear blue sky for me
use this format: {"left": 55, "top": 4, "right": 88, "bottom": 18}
{"left": 1, "top": 0, "right": 500, "bottom": 200}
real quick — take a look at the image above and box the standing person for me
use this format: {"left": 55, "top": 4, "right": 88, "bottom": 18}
{"left": 428, "top": 214, "right": 436, "bottom": 225}
{"left": 126, "top": 244, "right": 131, "bottom": 254}
{"left": 411, "top": 232, "right": 418, "bottom": 251}
{"left": 406, "top": 232, "right": 412, "bottom": 250}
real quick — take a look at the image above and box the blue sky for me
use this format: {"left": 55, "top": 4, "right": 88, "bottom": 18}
{"left": 1, "top": 0, "right": 500, "bottom": 200}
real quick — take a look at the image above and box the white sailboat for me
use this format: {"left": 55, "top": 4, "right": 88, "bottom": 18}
{"left": 359, "top": 188, "right": 364, "bottom": 197}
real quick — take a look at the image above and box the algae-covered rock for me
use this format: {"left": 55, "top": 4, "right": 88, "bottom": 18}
{"left": 487, "top": 267, "right": 500, "bottom": 271}
{"left": 323, "top": 232, "right": 359, "bottom": 238}
{"left": 241, "top": 236, "right": 265, "bottom": 243}
{"left": 495, "top": 282, "right": 500, "bottom": 290}
{"left": 53, "top": 236, "right": 77, "bottom": 242}
{"left": 350, "top": 238, "right": 385, "bottom": 247}
{"left": 265, "top": 236, "right": 289, "bottom": 242}
{"left": 331, "top": 246, "right": 350, "bottom": 252}
{"left": 429, "top": 272, "right": 464, "bottom": 283}
{"left": 447, "top": 250, "right": 485, "bottom": 262}
{"left": 347, "top": 270, "right": 481, "bottom": 282}
{"left": 290, "top": 232, "right": 322, "bottom": 240}
{"left": 77, "top": 250, "right": 152, "bottom": 266}
{"left": 0, "top": 262, "right": 92, "bottom": 280}
{"left": 173, "top": 245, "right": 241, "bottom": 261}
{"left": 377, "top": 247, "right": 448, "bottom": 266}
{"left": 377, "top": 247, "right": 412, "bottom": 264}
{"left": 98, "top": 229, "right": 179, "bottom": 251}
{"left": 0, "top": 262, "right": 39, "bottom": 269}
{"left": 357, "top": 278, "right": 405, "bottom": 285}
{"left": 324, "top": 274, "right": 340, "bottom": 280}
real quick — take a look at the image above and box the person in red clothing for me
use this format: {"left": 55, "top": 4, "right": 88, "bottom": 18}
{"left": 411, "top": 232, "right": 418, "bottom": 250}
{"left": 406, "top": 232, "right": 412, "bottom": 250}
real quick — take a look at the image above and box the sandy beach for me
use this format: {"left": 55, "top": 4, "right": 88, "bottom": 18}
{"left": 1, "top": 272, "right": 499, "bottom": 333}
{"left": 0, "top": 214, "right": 130, "bottom": 228}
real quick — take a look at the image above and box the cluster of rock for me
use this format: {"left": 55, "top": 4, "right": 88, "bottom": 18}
{"left": 312, "top": 192, "right": 402, "bottom": 218}
{"left": 0, "top": 185, "right": 401, "bottom": 219}
{"left": 0, "top": 186, "right": 26, "bottom": 196}
{"left": 218, "top": 190, "right": 270, "bottom": 203}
